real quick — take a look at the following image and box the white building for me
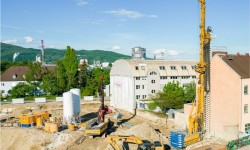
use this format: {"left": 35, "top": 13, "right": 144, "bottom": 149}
{"left": 0, "top": 66, "right": 55, "bottom": 96}
{"left": 110, "top": 59, "right": 197, "bottom": 114}
{"left": 0, "top": 66, "right": 28, "bottom": 96}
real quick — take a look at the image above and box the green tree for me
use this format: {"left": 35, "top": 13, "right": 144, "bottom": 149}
{"left": 55, "top": 60, "right": 67, "bottom": 94}
{"left": 63, "top": 46, "right": 78, "bottom": 90}
{"left": 184, "top": 81, "right": 196, "bottom": 103}
{"left": 81, "top": 76, "right": 98, "bottom": 97}
{"left": 41, "top": 72, "right": 57, "bottom": 95}
{"left": 10, "top": 82, "right": 34, "bottom": 98}
{"left": 78, "top": 64, "right": 87, "bottom": 88}
{"left": 25, "top": 62, "right": 42, "bottom": 93}
{"left": 150, "top": 81, "right": 185, "bottom": 111}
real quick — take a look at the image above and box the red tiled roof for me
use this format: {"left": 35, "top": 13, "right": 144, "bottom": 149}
{"left": 221, "top": 54, "right": 250, "bottom": 79}
{"left": 1, "top": 66, "right": 28, "bottom": 81}
{"left": 1, "top": 65, "right": 56, "bottom": 81}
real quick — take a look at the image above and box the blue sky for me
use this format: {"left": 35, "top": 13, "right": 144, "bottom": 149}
{"left": 1, "top": 0, "right": 249, "bottom": 60}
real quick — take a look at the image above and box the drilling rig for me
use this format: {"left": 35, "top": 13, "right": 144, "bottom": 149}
{"left": 170, "top": 0, "right": 212, "bottom": 148}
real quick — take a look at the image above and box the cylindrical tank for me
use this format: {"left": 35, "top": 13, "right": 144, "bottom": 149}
{"left": 63, "top": 92, "right": 74, "bottom": 120}
{"left": 70, "top": 88, "right": 81, "bottom": 116}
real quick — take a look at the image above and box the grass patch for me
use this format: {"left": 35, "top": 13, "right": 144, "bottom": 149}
{"left": 142, "top": 110, "right": 168, "bottom": 118}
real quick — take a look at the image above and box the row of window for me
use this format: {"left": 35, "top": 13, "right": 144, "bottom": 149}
{"left": 136, "top": 95, "right": 147, "bottom": 99}
{"left": 245, "top": 123, "right": 250, "bottom": 133}
{"left": 244, "top": 85, "right": 248, "bottom": 95}
{"left": 244, "top": 104, "right": 248, "bottom": 114}
{"left": 136, "top": 66, "right": 196, "bottom": 71}
{"left": 137, "top": 76, "right": 196, "bottom": 80}
{"left": 136, "top": 77, "right": 146, "bottom": 80}
{"left": 136, "top": 85, "right": 145, "bottom": 89}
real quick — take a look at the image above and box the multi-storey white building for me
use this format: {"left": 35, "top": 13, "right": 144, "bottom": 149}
{"left": 110, "top": 59, "right": 197, "bottom": 114}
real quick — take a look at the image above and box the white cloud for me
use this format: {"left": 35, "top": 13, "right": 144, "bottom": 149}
{"left": 77, "top": 0, "right": 89, "bottom": 6}
{"left": 112, "top": 45, "right": 121, "bottom": 50}
{"left": 153, "top": 48, "right": 166, "bottom": 54}
{"left": 106, "top": 9, "right": 158, "bottom": 19}
{"left": 2, "top": 39, "right": 18, "bottom": 44}
{"left": 24, "top": 36, "right": 33, "bottom": 43}
{"left": 148, "top": 15, "right": 158, "bottom": 18}
{"left": 166, "top": 50, "right": 179, "bottom": 56}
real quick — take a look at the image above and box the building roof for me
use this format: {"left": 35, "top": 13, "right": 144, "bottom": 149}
{"left": 1, "top": 66, "right": 28, "bottom": 81}
{"left": 110, "top": 59, "right": 197, "bottom": 77}
{"left": 1, "top": 65, "right": 56, "bottom": 81}
{"left": 221, "top": 54, "right": 250, "bottom": 79}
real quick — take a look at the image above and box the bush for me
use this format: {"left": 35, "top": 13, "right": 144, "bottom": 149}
{"left": 147, "top": 102, "right": 157, "bottom": 111}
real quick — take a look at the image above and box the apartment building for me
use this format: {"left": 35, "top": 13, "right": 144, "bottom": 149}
{"left": 209, "top": 52, "right": 250, "bottom": 141}
{"left": 110, "top": 59, "right": 197, "bottom": 114}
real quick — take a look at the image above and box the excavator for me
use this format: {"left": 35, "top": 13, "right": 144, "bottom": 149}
{"left": 106, "top": 135, "right": 164, "bottom": 150}
{"left": 170, "top": 0, "right": 212, "bottom": 148}
{"left": 85, "top": 75, "right": 110, "bottom": 138}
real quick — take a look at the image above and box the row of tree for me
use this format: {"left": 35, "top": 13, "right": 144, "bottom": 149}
{"left": 9, "top": 46, "right": 110, "bottom": 98}
{"left": 148, "top": 81, "right": 196, "bottom": 111}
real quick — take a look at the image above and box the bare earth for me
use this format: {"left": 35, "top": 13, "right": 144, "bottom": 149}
{"left": 0, "top": 101, "right": 170, "bottom": 150}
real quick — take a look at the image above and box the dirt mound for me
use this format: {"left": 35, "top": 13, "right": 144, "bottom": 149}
{"left": 0, "top": 127, "right": 53, "bottom": 150}
{"left": 112, "top": 122, "right": 162, "bottom": 142}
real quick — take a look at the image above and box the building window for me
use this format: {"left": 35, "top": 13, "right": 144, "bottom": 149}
{"left": 159, "top": 66, "right": 165, "bottom": 70}
{"left": 136, "top": 77, "right": 140, "bottom": 80}
{"left": 181, "top": 66, "right": 187, "bottom": 70}
{"left": 136, "top": 95, "right": 140, "bottom": 99}
{"left": 192, "top": 76, "right": 196, "bottom": 79}
{"left": 192, "top": 66, "right": 196, "bottom": 70}
{"left": 151, "top": 90, "right": 155, "bottom": 93}
{"left": 142, "top": 85, "right": 144, "bottom": 89}
{"left": 142, "top": 77, "right": 146, "bottom": 80}
{"left": 244, "top": 104, "right": 248, "bottom": 114}
{"left": 170, "top": 66, "right": 176, "bottom": 70}
{"left": 151, "top": 80, "right": 155, "bottom": 84}
{"left": 1, "top": 83, "right": 4, "bottom": 86}
{"left": 183, "top": 84, "right": 188, "bottom": 87}
{"left": 136, "top": 85, "right": 140, "bottom": 89}
{"left": 135, "top": 66, "right": 139, "bottom": 70}
{"left": 244, "top": 85, "right": 248, "bottom": 95}
{"left": 170, "top": 76, "right": 178, "bottom": 79}
{"left": 141, "top": 66, "right": 145, "bottom": 70}
{"left": 2, "top": 90, "right": 5, "bottom": 93}
{"left": 160, "top": 76, "right": 167, "bottom": 80}
{"left": 245, "top": 123, "right": 250, "bottom": 133}
{"left": 142, "top": 95, "right": 147, "bottom": 99}
{"left": 181, "top": 76, "right": 190, "bottom": 79}
{"left": 149, "top": 71, "right": 157, "bottom": 75}
{"left": 12, "top": 74, "right": 17, "bottom": 79}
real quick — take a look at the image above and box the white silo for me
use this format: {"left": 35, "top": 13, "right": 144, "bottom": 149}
{"left": 63, "top": 92, "right": 74, "bottom": 122}
{"left": 70, "top": 88, "right": 81, "bottom": 117}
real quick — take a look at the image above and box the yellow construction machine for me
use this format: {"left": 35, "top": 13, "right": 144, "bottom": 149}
{"left": 170, "top": 0, "right": 212, "bottom": 148}
{"left": 85, "top": 76, "right": 109, "bottom": 138}
{"left": 106, "top": 135, "right": 164, "bottom": 150}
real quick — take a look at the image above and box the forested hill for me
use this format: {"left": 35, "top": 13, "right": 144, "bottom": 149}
{"left": 1, "top": 43, "right": 131, "bottom": 64}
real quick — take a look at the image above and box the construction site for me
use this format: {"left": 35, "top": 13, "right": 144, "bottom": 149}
{"left": 1, "top": 0, "right": 250, "bottom": 150}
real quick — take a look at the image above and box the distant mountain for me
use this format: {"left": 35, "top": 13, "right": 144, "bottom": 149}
{"left": 0, "top": 43, "right": 131, "bottom": 64}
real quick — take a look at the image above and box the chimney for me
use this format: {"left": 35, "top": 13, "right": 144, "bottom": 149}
{"left": 212, "top": 51, "right": 228, "bottom": 57}
{"left": 237, "top": 52, "right": 240, "bottom": 56}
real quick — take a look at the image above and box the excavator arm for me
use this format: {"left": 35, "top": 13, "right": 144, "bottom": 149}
{"left": 106, "top": 135, "right": 144, "bottom": 150}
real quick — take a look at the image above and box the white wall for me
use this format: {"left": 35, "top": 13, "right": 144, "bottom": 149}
{"left": 110, "top": 76, "right": 135, "bottom": 113}
{"left": 0, "top": 81, "right": 25, "bottom": 95}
